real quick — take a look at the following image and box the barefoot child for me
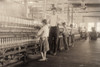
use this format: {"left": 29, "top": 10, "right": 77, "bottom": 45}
{"left": 36, "top": 19, "right": 49, "bottom": 61}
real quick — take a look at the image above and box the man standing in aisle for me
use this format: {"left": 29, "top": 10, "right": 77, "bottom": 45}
{"left": 49, "top": 4, "right": 59, "bottom": 56}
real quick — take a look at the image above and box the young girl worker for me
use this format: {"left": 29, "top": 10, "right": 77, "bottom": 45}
{"left": 36, "top": 19, "right": 50, "bottom": 61}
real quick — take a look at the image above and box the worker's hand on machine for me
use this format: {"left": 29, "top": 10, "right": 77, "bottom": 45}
{"left": 35, "top": 35, "right": 40, "bottom": 40}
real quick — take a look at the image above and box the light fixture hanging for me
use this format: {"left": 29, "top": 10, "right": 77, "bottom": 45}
{"left": 81, "top": 0, "right": 87, "bottom": 10}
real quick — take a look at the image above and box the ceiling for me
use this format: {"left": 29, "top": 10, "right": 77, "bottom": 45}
{"left": 1, "top": 0, "right": 100, "bottom": 5}
{"left": 68, "top": 0, "right": 100, "bottom": 4}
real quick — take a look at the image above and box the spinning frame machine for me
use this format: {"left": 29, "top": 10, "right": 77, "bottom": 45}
{"left": 0, "top": 15, "right": 40, "bottom": 66}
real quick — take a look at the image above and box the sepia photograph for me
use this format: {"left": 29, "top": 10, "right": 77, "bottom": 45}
{"left": 0, "top": 0, "right": 100, "bottom": 67}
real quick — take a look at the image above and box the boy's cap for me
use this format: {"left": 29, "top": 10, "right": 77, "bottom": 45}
{"left": 62, "top": 22, "right": 66, "bottom": 25}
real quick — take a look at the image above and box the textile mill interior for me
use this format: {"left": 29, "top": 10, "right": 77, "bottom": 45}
{"left": 0, "top": 0, "right": 100, "bottom": 67}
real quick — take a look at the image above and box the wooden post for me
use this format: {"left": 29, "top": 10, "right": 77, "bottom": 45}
{"left": 44, "top": 0, "right": 47, "bottom": 19}
{"left": 24, "top": 0, "right": 29, "bottom": 18}
{"left": 70, "top": 4, "right": 73, "bottom": 24}
{"left": 67, "top": 3, "right": 70, "bottom": 24}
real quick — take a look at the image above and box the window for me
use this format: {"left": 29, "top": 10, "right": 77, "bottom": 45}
{"left": 88, "top": 22, "right": 95, "bottom": 32}
{"left": 96, "top": 22, "right": 100, "bottom": 32}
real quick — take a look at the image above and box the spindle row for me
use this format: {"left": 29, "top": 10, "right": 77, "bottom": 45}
{"left": 0, "top": 37, "right": 30, "bottom": 44}
{"left": 0, "top": 15, "right": 41, "bottom": 33}
{"left": 0, "top": 15, "right": 39, "bottom": 26}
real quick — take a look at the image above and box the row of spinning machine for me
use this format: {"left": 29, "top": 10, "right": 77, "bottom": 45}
{"left": 0, "top": 15, "right": 40, "bottom": 66}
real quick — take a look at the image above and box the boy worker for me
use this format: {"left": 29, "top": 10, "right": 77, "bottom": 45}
{"left": 62, "top": 22, "right": 69, "bottom": 50}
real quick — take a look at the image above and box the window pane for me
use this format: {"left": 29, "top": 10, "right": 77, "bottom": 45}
{"left": 97, "top": 22, "right": 100, "bottom": 32}
{"left": 88, "top": 22, "right": 94, "bottom": 32}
